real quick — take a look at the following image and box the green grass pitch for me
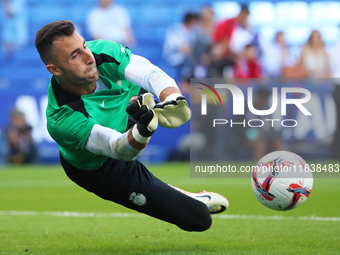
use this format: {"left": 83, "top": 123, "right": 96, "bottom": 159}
{"left": 0, "top": 162, "right": 339, "bottom": 255}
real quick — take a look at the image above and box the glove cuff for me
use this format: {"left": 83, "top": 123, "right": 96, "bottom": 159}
{"left": 164, "top": 93, "right": 183, "bottom": 102}
{"left": 137, "top": 124, "right": 155, "bottom": 137}
{"left": 132, "top": 125, "right": 152, "bottom": 143}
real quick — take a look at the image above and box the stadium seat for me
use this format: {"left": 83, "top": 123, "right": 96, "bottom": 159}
{"left": 29, "top": 6, "right": 67, "bottom": 25}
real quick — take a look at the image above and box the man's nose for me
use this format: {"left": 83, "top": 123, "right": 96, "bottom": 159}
{"left": 84, "top": 51, "right": 95, "bottom": 65}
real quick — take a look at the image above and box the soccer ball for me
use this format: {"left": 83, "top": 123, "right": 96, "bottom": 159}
{"left": 251, "top": 150, "right": 313, "bottom": 211}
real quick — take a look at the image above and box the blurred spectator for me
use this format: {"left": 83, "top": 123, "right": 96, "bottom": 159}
{"left": 190, "top": 6, "right": 215, "bottom": 79}
{"left": 206, "top": 42, "right": 234, "bottom": 78}
{"left": 162, "top": 12, "right": 198, "bottom": 84}
{"left": 261, "top": 31, "right": 295, "bottom": 78}
{"left": 234, "top": 44, "right": 262, "bottom": 78}
{"left": 0, "top": 0, "right": 28, "bottom": 60}
{"left": 328, "top": 30, "right": 340, "bottom": 159}
{"left": 297, "top": 30, "right": 330, "bottom": 78}
{"left": 0, "top": 129, "right": 8, "bottom": 166}
{"left": 6, "top": 109, "right": 38, "bottom": 164}
{"left": 213, "top": 4, "right": 255, "bottom": 61}
{"left": 86, "top": 0, "right": 135, "bottom": 46}
{"left": 246, "top": 87, "right": 283, "bottom": 161}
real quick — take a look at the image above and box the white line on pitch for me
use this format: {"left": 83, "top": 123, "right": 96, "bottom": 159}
{"left": 215, "top": 214, "right": 340, "bottom": 221}
{"left": 0, "top": 211, "right": 142, "bottom": 218}
{"left": 0, "top": 211, "right": 339, "bottom": 221}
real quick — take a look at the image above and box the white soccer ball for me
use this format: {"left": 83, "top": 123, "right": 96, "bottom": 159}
{"left": 251, "top": 150, "right": 313, "bottom": 211}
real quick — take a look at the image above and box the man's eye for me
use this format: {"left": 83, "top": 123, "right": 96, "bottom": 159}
{"left": 84, "top": 45, "right": 87, "bottom": 49}
{"left": 72, "top": 54, "right": 78, "bottom": 59}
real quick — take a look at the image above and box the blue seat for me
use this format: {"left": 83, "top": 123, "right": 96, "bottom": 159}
{"left": 66, "top": 4, "right": 96, "bottom": 23}
{"left": 29, "top": 6, "right": 67, "bottom": 25}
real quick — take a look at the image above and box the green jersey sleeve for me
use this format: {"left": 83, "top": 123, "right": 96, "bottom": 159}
{"left": 47, "top": 105, "right": 98, "bottom": 150}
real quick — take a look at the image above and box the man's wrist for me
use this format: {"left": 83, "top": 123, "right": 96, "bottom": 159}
{"left": 159, "top": 87, "right": 182, "bottom": 101}
{"left": 132, "top": 125, "right": 151, "bottom": 143}
{"left": 128, "top": 127, "right": 148, "bottom": 151}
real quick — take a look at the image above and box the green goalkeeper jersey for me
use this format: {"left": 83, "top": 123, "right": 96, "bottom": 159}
{"left": 46, "top": 40, "right": 141, "bottom": 170}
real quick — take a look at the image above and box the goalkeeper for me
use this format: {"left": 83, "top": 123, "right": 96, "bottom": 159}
{"left": 35, "top": 20, "right": 228, "bottom": 232}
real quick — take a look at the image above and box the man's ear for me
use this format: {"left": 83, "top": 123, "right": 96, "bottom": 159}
{"left": 46, "top": 64, "right": 62, "bottom": 76}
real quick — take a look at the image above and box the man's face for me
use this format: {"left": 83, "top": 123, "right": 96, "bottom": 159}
{"left": 238, "top": 12, "right": 249, "bottom": 27}
{"left": 245, "top": 46, "right": 256, "bottom": 60}
{"left": 52, "top": 32, "right": 99, "bottom": 86}
{"left": 100, "top": 0, "right": 112, "bottom": 8}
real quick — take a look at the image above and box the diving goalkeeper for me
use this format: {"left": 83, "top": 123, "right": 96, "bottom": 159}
{"left": 35, "top": 20, "right": 228, "bottom": 232}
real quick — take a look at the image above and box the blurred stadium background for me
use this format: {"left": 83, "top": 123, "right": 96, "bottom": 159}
{"left": 0, "top": 2, "right": 340, "bottom": 254}
{"left": 1, "top": 0, "right": 340, "bottom": 164}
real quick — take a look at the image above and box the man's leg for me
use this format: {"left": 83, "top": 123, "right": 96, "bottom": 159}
{"left": 61, "top": 156, "right": 212, "bottom": 232}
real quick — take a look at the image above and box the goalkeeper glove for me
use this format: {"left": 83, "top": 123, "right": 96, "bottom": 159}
{"left": 154, "top": 93, "right": 191, "bottom": 128}
{"left": 126, "top": 93, "right": 158, "bottom": 137}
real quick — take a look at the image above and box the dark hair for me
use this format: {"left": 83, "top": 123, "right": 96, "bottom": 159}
{"left": 35, "top": 20, "right": 75, "bottom": 64}
{"left": 245, "top": 43, "right": 255, "bottom": 49}
{"left": 239, "top": 4, "right": 250, "bottom": 15}
{"left": 183, "top": 12, "right": 198, "bottom": 24}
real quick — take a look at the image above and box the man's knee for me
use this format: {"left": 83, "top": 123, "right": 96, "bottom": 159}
{"left": 179, "top": 202, "right": 212, "bottom": 232}
{"left": 193, "top": 208, "right": 212, "bottom": 232}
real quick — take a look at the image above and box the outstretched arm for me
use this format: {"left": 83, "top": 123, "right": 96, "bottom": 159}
{"left": 125, "top": 54, "right": 191, "bottom": 128}
{"left": 85, "top": 124, "right": 143, "bottom": 161}
{"left": 85, "top": 93, "right": 158, "bottom": 161}
{"left": 124, "top": 54, "right": 180, "bottom": 99}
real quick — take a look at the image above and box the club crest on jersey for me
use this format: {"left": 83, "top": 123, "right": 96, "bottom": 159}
{"left": 129, "top": 192, "right": 147, "bottom": 206}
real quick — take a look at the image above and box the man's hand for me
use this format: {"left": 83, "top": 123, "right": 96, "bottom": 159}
{"left": 154, "top": 93, "right": 191, "bottom": 128}
{"left": 126, "top": 93, "right": 158, "bottom": 137}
